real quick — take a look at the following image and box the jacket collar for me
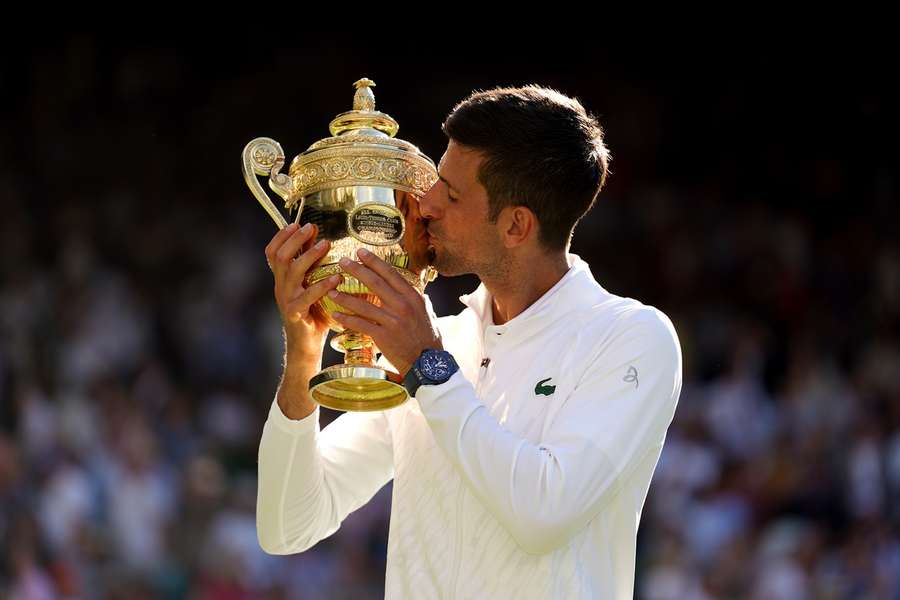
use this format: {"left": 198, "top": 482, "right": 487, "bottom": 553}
{"left": 457, "top": 253, "right": 606, "bottom": 338}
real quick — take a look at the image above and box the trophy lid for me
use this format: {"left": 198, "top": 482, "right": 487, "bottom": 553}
{"left": 287, "top": 78, "right": 437, "bottom": 205}
{"left": 328, "top": 78, "right": 400, "bottom": 137}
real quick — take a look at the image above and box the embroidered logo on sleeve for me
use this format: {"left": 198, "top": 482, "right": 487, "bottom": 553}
{"left": 624, "top": 366, "right": 639, "bottom": 388}
{"left": 534, "top": 377, "right": 556, "bottom": 396}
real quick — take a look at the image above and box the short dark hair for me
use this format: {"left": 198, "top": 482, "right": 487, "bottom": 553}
{"left": 442, "top": 85, "right": 610, "bottom": 251}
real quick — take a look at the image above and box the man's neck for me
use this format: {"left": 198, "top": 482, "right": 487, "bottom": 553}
{"left": 483, "top": 252, "right": 570, "bottom": 326}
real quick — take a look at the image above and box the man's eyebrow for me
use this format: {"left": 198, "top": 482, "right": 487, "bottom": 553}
{"left": 438, "top": 172, "right": 460, "bottom": 194}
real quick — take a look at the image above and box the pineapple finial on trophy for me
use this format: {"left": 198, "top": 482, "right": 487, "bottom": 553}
{"left": 353, "top": 78, "right": 376, "bottom": 112}
{"left": 330, "top": 78, "right": 398, "bottom": 138}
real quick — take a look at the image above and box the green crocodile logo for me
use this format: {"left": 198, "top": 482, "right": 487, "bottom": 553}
{"left": 534, "top": 377, "right": 556, "bottom": 396}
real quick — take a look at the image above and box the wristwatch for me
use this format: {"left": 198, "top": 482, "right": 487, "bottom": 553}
{"left": 402, "top": 349, "right": 459, "bottom": 398}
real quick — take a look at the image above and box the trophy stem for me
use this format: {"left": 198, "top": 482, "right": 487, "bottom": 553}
{"left": 333, "top": 331, "right": 375, "bottom": 366}
{"left": 346, "top": 346, "right": 374, "bottom": 365}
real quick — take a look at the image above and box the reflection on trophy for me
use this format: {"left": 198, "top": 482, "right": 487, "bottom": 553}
{"left": 242, "top": 78, "right": 438, "bottom": 412}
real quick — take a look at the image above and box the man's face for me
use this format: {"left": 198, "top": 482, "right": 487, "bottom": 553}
{"left": 418, "top": 140, "right": 505, "bottom": 278}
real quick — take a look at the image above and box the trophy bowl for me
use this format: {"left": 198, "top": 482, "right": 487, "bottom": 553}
{"left": 242, "top": 78, "right": 437, "bottom": 412}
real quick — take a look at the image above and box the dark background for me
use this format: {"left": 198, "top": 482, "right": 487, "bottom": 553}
{"left": 1, "top": 34, "right": 897, "bottom": 598}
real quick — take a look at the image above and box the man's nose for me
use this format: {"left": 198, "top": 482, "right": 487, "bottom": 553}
{"left": 417, "top": 181, "right": 443, "bottom": 220}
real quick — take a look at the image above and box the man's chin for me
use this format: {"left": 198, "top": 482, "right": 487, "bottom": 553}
{"left": 426, "top": 245, "right": 471, "bottom": 277}
{"left": 425, "top": 247, "right": 452, "bottom": 276}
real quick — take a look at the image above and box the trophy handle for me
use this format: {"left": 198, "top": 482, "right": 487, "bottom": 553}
{"left": 242, "top": 137, "right": 302, "bottom": 229}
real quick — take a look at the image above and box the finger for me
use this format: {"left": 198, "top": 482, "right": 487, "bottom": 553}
{"left": 356, "top": 248, "right": 416, "bottom": 298}
{"left": 332, "top": 312, "right": 381, "bottom": 337}
{"left": 300, "top": 223, "right": 319, "bottom": 251}
{"left": 273, "top": 223, "right": 317, "bottom": 277}
{"left": 285, "top": 274, "right": 342, "bottom": 322}
{"left": 285, "top": 237, "right": 331, "bottom": 294}
{"left": 265, "top": 222, "right": 300, "bottom": 268}
{"left": 339, "top": 257, "right": 406, "bottom": 309}
{"left": 327, "top": 290, "right": 397, "bottom": 326}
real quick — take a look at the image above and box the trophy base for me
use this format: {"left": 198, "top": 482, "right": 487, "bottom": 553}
{"left": 309, "top": 365, "right": 408, "bottom": 412}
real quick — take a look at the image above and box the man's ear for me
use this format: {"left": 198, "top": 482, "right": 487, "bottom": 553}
{"left": 498, "top": 205, "right": 537, "bottom": 249}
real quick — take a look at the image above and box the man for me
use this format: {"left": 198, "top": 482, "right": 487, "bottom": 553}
{"left": 258, "top": 85, "right": 682, "bottom": 599}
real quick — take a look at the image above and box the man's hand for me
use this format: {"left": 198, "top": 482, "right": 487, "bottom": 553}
{"left": 265, "top": 222, "right": 341, "bottom": 362}
{"left": 265, "top": 222, "right": 342, "bottom": 420}
{"left": 329, "top": 248, "right": 442, "bottom": 377}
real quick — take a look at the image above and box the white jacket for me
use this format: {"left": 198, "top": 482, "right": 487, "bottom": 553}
{"left": 257, "top": 253, "right": 683, "bottom": 599}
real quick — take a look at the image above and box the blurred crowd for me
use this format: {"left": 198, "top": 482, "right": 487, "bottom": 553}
{"left": 1, "top": 39, "right": 897, "bottom": 598}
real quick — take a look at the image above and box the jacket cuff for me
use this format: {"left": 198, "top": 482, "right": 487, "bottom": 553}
{"left": 414, "top": 370, "right": 479, "bottom": 414}
{"left": 266, "top": 398, "right": 320, "bottom": 436}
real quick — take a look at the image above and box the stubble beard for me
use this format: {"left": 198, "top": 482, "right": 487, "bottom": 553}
{"left": 426, "top": 243, "right": 467, "bottom": 277}
{"left": 426, "top": 241, "right": 509, "bottom": 281}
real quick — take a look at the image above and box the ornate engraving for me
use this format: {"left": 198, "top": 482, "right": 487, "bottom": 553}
{"left": 291, "top": 148, "right": 437, "bottom": 199}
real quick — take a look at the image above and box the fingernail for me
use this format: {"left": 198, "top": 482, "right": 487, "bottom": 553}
{"left": 330, "top": 275, "right": 342, "bottom": 283}
{"left": 339, "top": 258, "right": 351, "bottom": 267}
{"left": 328, "top": 290, "right": 338, "bottom": 298}
{"left": 301, "top": 223, "right": 312, "bottom": 233}
{"left": 316, "top": 240, "right": 327, "bottom": 250}
{"left": 358, "top": 248, "right": 370, "bottom": 257}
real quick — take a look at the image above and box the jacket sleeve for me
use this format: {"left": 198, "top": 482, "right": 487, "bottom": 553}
{"left": 415, "top": 310, "right": 682, "bottom": 555}
{"left": 256, "top": 395, "right": 394, "bottom": 554}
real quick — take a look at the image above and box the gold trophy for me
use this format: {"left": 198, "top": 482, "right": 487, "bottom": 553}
{"left": 242, "top": 78, "right": 438, "bottom": 412}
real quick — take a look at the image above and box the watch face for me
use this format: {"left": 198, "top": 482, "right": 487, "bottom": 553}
{"left": 421, "top": 352, "right": 452, "bottom": 380}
